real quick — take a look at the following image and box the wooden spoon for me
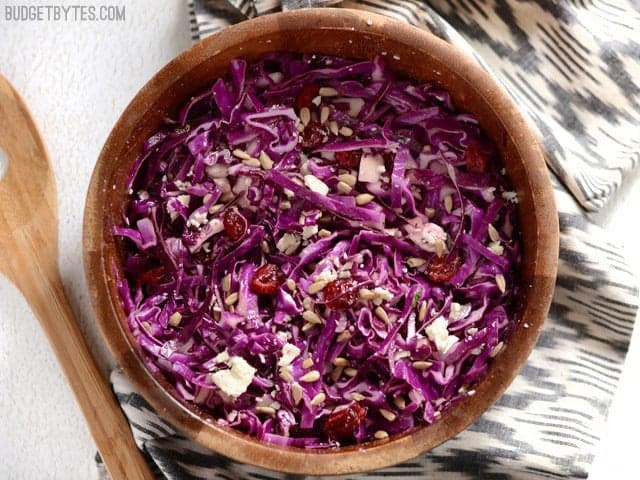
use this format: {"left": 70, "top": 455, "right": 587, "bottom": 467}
{"left": 0, "top": 74, "right": 154, "bottom": 479}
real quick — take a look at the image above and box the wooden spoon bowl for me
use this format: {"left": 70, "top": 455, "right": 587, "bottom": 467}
{"left": 83, "top": 9, "right": 558, "bottom": 475}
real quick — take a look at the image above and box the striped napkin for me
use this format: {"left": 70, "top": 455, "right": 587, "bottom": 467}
{"left": 98, "top": 1, "right": 640, "bottom": 478}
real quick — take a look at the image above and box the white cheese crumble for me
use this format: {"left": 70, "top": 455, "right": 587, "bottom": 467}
{"left": 304, "top": 174, "right": 329, "bottom": 195}
{"left": 210, "top": 355, "right": 256, "bottom": 398}
{"left": 358, "top": 153, "right": 385, "bottom": 183}
{"left": 177, "top": 195, "right": 191, "bottom": 207}
{"left": 302, "top": 225, "right": 319, "bottom": 239}
{"left": 278, "top": 343, "right": 301, "bottom": 367}
{"left": 405, "top": 218, "right": 448, "bottom": 253}
{"left": 315, "top": 268, "right": 338, "bottom": 284}
{"left": 502, "top": 191, "right": 518, "bottom": 203}
{"left": 449, "top": 302, "right": 472, "bottom": 322}
{"left": 187, "top": 209, "right": 208, "bottom": 228}
{"left": 425, "top": 316, "right": 459, "bottom": 354}
{"left": 276, "top": 233, "right": 301, "bottom": 255}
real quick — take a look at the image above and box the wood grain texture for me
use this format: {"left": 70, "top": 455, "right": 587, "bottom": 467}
{"left": 0, "top": 74, "right": 154, "bottom": 480}
{"left": 83, "top": 8, "right": 559, "bottom": 476}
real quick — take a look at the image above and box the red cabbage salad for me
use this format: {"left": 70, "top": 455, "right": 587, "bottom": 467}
{"left": 115, "top": 52, "right": 521, "bottom": 448}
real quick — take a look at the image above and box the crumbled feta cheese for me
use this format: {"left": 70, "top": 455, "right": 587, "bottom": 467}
{"left": 188, "top": 209, "right": 208, "bottom": 228}
{"left": 315, "top": 268, "right": 338, "bottom": 284}
{"left": 304, "top": 174, "right": 329, "bottom": 195}
{"left": 278, "top": 343, "right": 301, "bottom": 367}
{"left": 372, "top": 287, "right": 393, "bottom": 301}
{"left": 425, "top": 316, "right": 459, "bottom": 354}
{"left": 173, "top": 194, "right": 189, "bottom": 208}
{"left": 213, "top": 177, "right": 231, "bottom": 193}
{"left": 215, "top": 350, "right": 230, "bottom": 363}
{"left": 276, "top": 233, "right": 301, "bottom": 255}
{"left": 358, "top": 153, "right": 385, "bottom": 183}
{"left": 449, "top": 302, "right": 472, "bottom": 322}
{"left": 205, "top": 164, "right": 228, "bottom": 179}
{"left": 302, "top": 225, "right": 319, "bottom": 239}
{"left": 502, "top": 191, "right": 518, "bottom": 203}
{"left": 488, "top": 241, "right": 504, "bottom": 256}
{"left": 210, "top": 356, "right": 256, "bottom": 398}
{"left": 405, "top": 218, "right": 448, "bottom": 253}
{"left": 268, "top": 72, "right": 283, "bottom": 83}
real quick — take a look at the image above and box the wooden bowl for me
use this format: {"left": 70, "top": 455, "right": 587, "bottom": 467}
{"left": 83, "top": 8, "right": 558, "bottom": 475}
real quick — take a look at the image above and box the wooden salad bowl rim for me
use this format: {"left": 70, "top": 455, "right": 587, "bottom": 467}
{"left": 83, "top": 8, "right": 559, "bottom": 475}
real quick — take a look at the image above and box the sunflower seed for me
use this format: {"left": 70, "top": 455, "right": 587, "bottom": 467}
{"left": 355, "top": 193, "right": 375, "bottom": 206}
{"left": 320, "top": 106, "right": 330, "bottom": 124}
{"left": 412, "top": 361, "right": 433, "bottom": 370}
{"left": 291, "top": 382, "right": 303, "bottom": 405}
{"left": 434, "top": 238, "right": 446, "bottom": 257}
{"left": 488, "top": 242, "right": 504, "bottom": 255}
{"left": 337, "top": 181, "right": 352, "bottom": 194}
{"left": 299, "top": 370, "right": 321, "bottom": 383}
{"left": 300, "top": 107, "right": 311, "bottom": 126}
{"left": 310, "top": 392, "right": 326, "bottom": 406}
{"left": 374, "top": 306, "right": 390, "bottom": 325}
{"left": 259, "top": 151, "right": 274, "bottom": 170}
{"left": 232, "top": 149, "right": 252, "bottom": 160}
{"left": 302, "top": 310, "right": 322, "bottom": 324}
{"left": 221, "top": 274, "right": 231, "bottom": 293}
{"left": 336, "top": 330, "right": 352, "bottom": 343}
{"left": 490, "top": 341, "right": 504, "bottom": 357}
{"left": 418, "top": 300, "right": 427, "bottom": 322}
{"left": 495, "top": 274, "right": 506, "bottom": 293}
{"left": 242, "top": 158, "right": 261, "bottom": 168}
{"left": 407, "top": 257, "right": 426, "bottom": 268}
{"left": 338, "top": 173, "right": 357, "bottom": 187}
{"left": 318, "top": 229, "right": 332, "bottom": 238}
{"left": 308, "top": 280, "right": 328, "bottom": 294}
{"left": 330, "top": 366, "right": 344, "bottom": 382}
{"left": 339, "top": 126, "right": 354, "bottom": 137}
{"left": 344, "top": 367, "right": 358, "bottom": 377}
{"left": 351, "top": 392, "right": 366, "bottom": 401}
{"left": 319, "top": 87, "right": 338, "bottom": 97}
{"left": 359, "top": 288, "right": 376, "bottom": 300}
{"left": 329, "top": 120, "right": 339, "bottom": 136}
{"left": 332, "top": 357, "right": 349, "bottom": 367}
{"left": 302, "top": 358, "right": 314, "bottom": 369}
{"left": 256, "top": 406, "right": 276, "bottom": 416}
{"left": 444, "top": 194, "right": 453, "bottom": 214}
{"left": 224, "top": 292, "right": 239, "bottom": 306}
{"left": 374, "top": 430, "right": 389, "bottom": 439}
{"left": 393, "top": 396, "right": 406, "bottom": 409}
{"left": 379, "top": 409, "right": 397, "bottom": 422}
{"left": 279, "top": 366, "right": 293, "bottom": 382}
{"left": 168, "top": 312, "right": 182, "bottom": 327}
{"left": 488, "top": 223, "right": 500, "bottom": 242}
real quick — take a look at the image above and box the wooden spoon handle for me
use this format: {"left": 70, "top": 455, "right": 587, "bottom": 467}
{"left": 6, "top": 241, "right": 154, "bottom": 480}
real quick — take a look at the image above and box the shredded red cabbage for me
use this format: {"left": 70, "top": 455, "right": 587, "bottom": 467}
{"left": 115, "top": 52, "right": 521, "bottom": 448}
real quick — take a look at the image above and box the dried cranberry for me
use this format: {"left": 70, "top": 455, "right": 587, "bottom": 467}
{"left": 295, "top": 84, "right": 320, "bottom": 111}
{"left": 250, "top": 263, "right": 285, "bottom": 295}
{"left": 426, "top": 254, "right": 463, "bottom": 284}
{"left": 324, "top": 279, "right": 358, "bottom": 310}
{"left": 382, "top": 151, "right": 395, "bottom": 172}
{"left": 323, "top": 403, "right": 367, "bottom": 441}
{"left": 300, "top": 121, "right": 328, "bottom": 150}
{"left": 137, "top": 266, "right": 165, "bottom": 286}
{"left": 223, "top": 208, "right": 248, "bottom": 241}
{"left": 335, "top": 150, "right": 362, "bottom": 169}
{"left": 465, "top": 143, "right": 487, "bottom": 173}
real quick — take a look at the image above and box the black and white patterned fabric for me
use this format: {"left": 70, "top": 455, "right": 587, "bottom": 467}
{"left": 97, "top": 1, "right": 639, "bottom": 478}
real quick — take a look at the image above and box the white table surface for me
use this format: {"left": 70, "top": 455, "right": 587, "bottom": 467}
{"left": 0, "top": 1, "right": 637, "bottom": 478}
